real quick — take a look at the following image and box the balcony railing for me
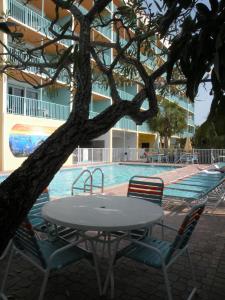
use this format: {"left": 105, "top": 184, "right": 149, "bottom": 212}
{"left": 89, "top": 111, "right": 98, "bottom": 119}
{"left": 138, "top": 122, "right": 151, "bottom": 133}
{"left": 118, "top": 89, "right": 135, "bottom": 101}
{"left": 140, "top": 53, "right": 156, "bottom": 70}
{"left": 8, "top": 46, "right": 69, "bottom": 84}
{"left": 188, "top": 118, "right": 195, "bottom": 126}
{"left": 7, "top": 94, "right": 70, "bottom": 120}
{"left": 8, "top": 0, "right": 72, "bottom": 47}
{"left": 8, "top": 46, "right": 39, "bottom": 74}
{"left": 92, "top": 82, "right": 110, "bottom": 97}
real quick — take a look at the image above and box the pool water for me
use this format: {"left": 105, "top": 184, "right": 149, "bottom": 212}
{"left": 49, "top": 164, "right": 177, "bottom": 197}
{"left": 0, "top": 163, "right": 177, "bottom": 197}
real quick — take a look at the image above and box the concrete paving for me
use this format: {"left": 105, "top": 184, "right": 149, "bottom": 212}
{"left": 1, "top": 202, "right": 225, "bottom": 300}
{"left": 1, "top": 163, "right": 225, "bottom": 300}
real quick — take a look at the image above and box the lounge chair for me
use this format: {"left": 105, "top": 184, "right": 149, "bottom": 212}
{"left": 113, "top": 203, "right": 205, "bottom": 300}
{"left": 163, "top": 170, "right": 225, "bottom": 209}
{"left": 1, "top": 219, "right": 101, "bottom": 300}
{"left": 178, "top": 152, "right": 198, "bottom": 164}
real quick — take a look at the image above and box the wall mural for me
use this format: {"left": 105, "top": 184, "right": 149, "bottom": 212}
{"left": 9, "top": 124, "right": 55, "bottom": 157}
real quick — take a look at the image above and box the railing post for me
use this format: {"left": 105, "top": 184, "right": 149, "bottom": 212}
{"left": 23, "top": 97, "right": 26, "bottom": 116}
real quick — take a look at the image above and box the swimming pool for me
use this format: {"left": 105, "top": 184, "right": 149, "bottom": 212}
{"left": 0, "top": 163, "right": 177, "bottom": 197}
{"left": 49, "top": 164, "right": 177, "bottom": 197}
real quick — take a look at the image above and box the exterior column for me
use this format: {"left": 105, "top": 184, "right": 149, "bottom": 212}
{"left": 109, "top": 129, "right": 112, "bottom": 162}
{"left": 0, "top": 0, "right": 8, "bottom": 170}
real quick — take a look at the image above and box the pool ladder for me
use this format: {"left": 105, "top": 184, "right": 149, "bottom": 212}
{"left": 71, "top": 168, "right": 104, "bottom": 195}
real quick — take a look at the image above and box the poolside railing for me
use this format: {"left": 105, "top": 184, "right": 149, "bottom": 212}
{"left": 72, "top": 148, "right": 225, "bottom": 165}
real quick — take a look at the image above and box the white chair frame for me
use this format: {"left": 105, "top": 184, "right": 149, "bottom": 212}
{"left": 0, "top": 238, "right": 102, "bottom": 300}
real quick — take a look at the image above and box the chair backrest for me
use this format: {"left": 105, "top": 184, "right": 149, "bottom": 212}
{"left": 13, "top": 219, "right": 46, "bottom": 268}
{"left": 28, "top": 188, "right": 49, "bottom": 228}
{"left": 165, "top": 203, "right": 205, "bottom": 263}
{"left": 127, "top": 176, "right": 164, "bottom": 206}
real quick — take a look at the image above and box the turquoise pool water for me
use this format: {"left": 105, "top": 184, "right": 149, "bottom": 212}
{"left": 50, "top": 164, "right": 177, "bottom": 197}
{"left": 0, "top": 163, "right": 177, "bottom": 197}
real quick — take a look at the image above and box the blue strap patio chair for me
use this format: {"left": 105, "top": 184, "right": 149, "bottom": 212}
{"left": 28, "top": 188, "right": 79, "bottom": 242}
{"left": 0, "top": 219, "right": 101, "bottom": 300}
{"left": 115, "top": 203, "right": 205, "bottom": 300}
{"left": 0, "top": 241, "right": 12, "bottom": 300}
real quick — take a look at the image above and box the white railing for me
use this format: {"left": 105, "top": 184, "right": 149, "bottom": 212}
{"left": 8, "top": 0, "right": 72, "bottom": 47}
{"left": 73, "top": 148, "right": 111, "bottom": 164}
{"left": 71, "top": 148, "right": 225, "bottom": 165}
{"left": 8, "top": 46, "right": 69, "bottom": 84}
{"left": 7, "top": 94, "right": 70, "bottom": 120}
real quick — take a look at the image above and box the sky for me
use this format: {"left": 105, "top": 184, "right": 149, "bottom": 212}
{"left": 195, "top": 83, "right": 213, "bottom": 126}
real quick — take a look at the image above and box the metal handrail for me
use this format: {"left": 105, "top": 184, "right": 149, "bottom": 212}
{"left": 83, "top": 168, "right": 104, "bottom": 194}
{"left": 92, "top": 168, "right": 104, "bottom": 194}
{"left": 71, "top": 168, "right": 104, "bottom": 195}
{"left": 71, "top": 169, "right": 93, "bottom": 195}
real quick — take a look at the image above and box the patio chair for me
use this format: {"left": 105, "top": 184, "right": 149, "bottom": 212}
{"left": 180, "top": 153, "right": 198, "bottom": 164}
{"left": 164, "top": 169, "right": 225, "bottom": 209}
{"left": 28, "top": 189, "right": 78, "bottom": 242}
{"left": 0, "top": 241, "right": 12, "bottom": 300}
{"left": 112, "top": 176, "right": 164, "bottom": 239}
{"left": 127, "top": 176, "right": 164, "bottom": 205}
{"left": 0, "top": 219, "right": 101, "bottom": 300}
{"left": 114, "top": 203, "right": 205, "bottom": 300}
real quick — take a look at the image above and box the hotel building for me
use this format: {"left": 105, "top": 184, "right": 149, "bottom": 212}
{"left": 0, "top": 0, "right": 195, "bottom": 171}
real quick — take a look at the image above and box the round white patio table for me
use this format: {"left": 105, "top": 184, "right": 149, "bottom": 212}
{"left": 42, "top": 194, "right": 163, "bottom": 297}
{"left": 42, "top": 194, "right": 163, "bottom": 232}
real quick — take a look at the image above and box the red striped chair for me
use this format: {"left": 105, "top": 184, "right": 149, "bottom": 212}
{"left": 115, "top": 203, "right": 205, "bottom": 300}
{"left": 127, "top": 176, "right": 164, "bottom": 206}
{"left": 111, "top": 176, "right": 164, "bottom": 239}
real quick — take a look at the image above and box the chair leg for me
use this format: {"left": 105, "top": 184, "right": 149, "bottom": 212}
{"left": 162, "top": 266, "right": 173, "bottom": 300}
{"left": 0, "top": 292, "right": 8, "bottom": 300}
{"left": 0, "top": 246, "right": 14, "bottom": 294}
{"left": 38, "top": 269, "right": 50, "bottom": 300}
{"left": 161, "top": 218, "right": 164, "bottom": 240}
{"left": 186, "top": 249, "right": 197, "bottom": 299}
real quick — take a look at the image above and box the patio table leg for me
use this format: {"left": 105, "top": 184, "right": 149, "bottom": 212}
{"left": 102, "top": 236, "right": 123, "bottom": 298}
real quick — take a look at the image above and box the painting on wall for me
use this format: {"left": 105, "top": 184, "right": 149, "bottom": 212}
{"left": 9, "top": 124, "right": 55, "bottom": 157}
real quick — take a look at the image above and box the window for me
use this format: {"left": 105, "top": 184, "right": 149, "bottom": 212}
{"left": 26, "top": 89, "right": 38, "bottom": 99}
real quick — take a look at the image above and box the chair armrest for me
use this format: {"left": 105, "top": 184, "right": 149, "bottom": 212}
{"left": 154, "top": 223, "right": 177, "bottom": 232}
{"left": 127, "top": 238, "right": 164, "bottom": 261}
{"left": 48, "top": 236, "right": 90, "bottom": 263}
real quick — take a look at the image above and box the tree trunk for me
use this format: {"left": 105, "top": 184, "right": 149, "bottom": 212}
{"left": 164, "top": 136, "right": 169, "bottom": 149}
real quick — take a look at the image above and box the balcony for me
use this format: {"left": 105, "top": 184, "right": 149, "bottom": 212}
{"left": 90, "top": 111, "right": 137, "bottom": 131}
{"left": 140, "top": 53, "right": 156, "bottom": 70}
{"left": 188, "top": 102, "right": 194, "bottom": 113}
{"left": 118, "top": 89, "right": 135, "bottom": 101}
{"left": 188, "top": 118, "right": 195, "bottom": 127}
{"left": 138, "top": 122, "right": 150, "bottom": 133}
{"left": 115, "top": 117, "right": 137, "bottom": 131}
{"left": 92, "top": 82, "right": 110, "bottom": 97}
{"left": 169, "top": 95, "right": 189, "bottom": 110}
{"left": 96, "top": 24, "right": 111, "bottom": 40}
{"left": 8, "top": 46, "right": 69, "bottom": 84}
{"left": 7, "top": 0, "right": 72, "bottom": 47}
{"left": 7, "top": 94, "right": 70, "bottom": 121}
{"left": 89, "top": 111, "right": 98, "bottom": 119}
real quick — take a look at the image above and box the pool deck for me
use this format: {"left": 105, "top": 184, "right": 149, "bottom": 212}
{"left": 2, "top": 162, "right": 225, "bottom": 300}
{"left": 2, "top": 197, "right": 225, "bottom": 299}
{"left": 103, "top": 163, "right": 209, "bottom": 196}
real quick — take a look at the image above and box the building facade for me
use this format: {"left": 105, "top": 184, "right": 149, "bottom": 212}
{"left": 0, "top": 0, "right": 195, "bottom": 171}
